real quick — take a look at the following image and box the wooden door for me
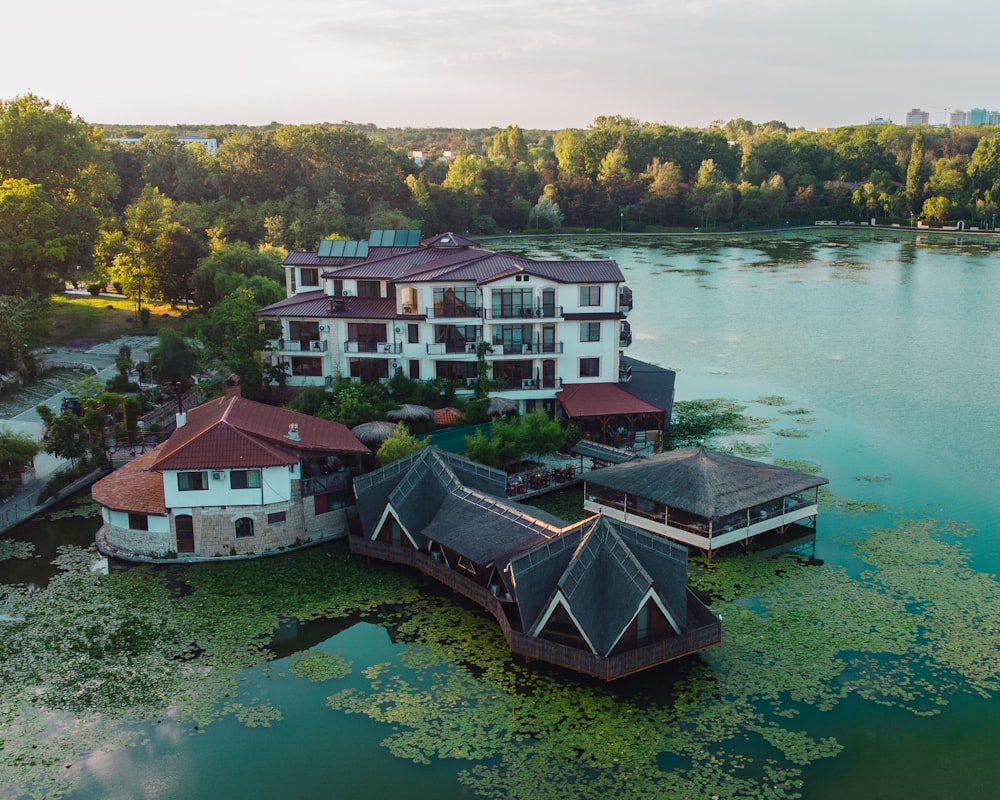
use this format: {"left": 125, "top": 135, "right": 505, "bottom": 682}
{"left": 175, "top": 514, "right": 194, "bottom": 553}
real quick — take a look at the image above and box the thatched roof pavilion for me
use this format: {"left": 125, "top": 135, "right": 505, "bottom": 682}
{"left": 583, "top": 445, "right": 828, "bottom": 556}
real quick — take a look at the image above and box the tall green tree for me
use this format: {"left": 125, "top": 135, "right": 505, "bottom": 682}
{"left": 487, "top": 126, "right": 528, "bottom": 164}
{"left": 687, "top": 159, "right": 733, "bottom": 227}
{"left": 147, "top": 327, "right": 200, "bottom": 386}
{"left": 0, "top": 94, "right": 118, "bottom": 278}
{"left": 906, "top": 133, "right": 930, "bottom": 213}
{"left": 0, "top": 179, "right": 66, "bottom": 295}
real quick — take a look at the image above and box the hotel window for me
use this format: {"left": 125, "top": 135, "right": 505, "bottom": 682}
{"left": 580, "top": 322, "right": 601, "bottom": 342}
{"left": 235, "top": 517, "right": 255, "bottom": 538}
{"left": 357, "top": 280, "right": 381, "bottom": 298}
{"left": 230, "top": 469, "right": 261, "bottom": 490}
{"left": 299, "top": 268, "right": 319, "bottom": 287}
{"left": 177, "top": 471, "right": 207, "bottom": 491}
{"left": 128, "top": 512, "right": 149, "bottom": 531}
{"left": 579, "top": 286, "right": 601, "bottom": 307}
{"left": 579, "top": 357, "right": 600, "bottom": 377}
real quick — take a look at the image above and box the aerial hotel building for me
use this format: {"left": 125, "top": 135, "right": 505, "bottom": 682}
{"left": 256, "top": 230, "right": 634, "bottom": 413}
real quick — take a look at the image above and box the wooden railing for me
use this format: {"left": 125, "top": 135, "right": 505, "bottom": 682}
{"left": 349, "top": 536, "right": 721, "bottom": 680}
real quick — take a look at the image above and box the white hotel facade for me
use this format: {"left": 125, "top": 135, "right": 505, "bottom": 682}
{"left": 257, "top": 231, "right": 634, "bottom": 412}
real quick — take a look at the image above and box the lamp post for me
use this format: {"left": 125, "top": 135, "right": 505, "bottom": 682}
{"left": 620, "top": 211, "right": 624, "bottom": 237}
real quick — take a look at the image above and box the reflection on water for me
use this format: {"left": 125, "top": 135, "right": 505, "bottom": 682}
{"left": 4, "top": 230, "right": 1000, "bottom": 800}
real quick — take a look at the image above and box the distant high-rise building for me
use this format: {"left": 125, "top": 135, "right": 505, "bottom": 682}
{"left": 905, "top": 108, "right": 930, "bottom": 126}
{"left": 868, "top": 116, "right": 893, "bottom": 125}
{"left": 949, "top": 109, "right": 968, "bottom": 126}
{"left": 968, "top": 108, "right": 991, "bottom": 125}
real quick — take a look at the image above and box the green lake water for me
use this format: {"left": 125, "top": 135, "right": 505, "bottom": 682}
{"left": 2, "top": 229, "right": 999, "bottom": 799}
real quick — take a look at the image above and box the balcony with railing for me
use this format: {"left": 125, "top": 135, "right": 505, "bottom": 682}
{"left": 269, "top": 338, "right": 328, "bottom": 354}
{"left": 428, "top": 303, "right": 483, "bottom": 319}
{"left": 344, "top": 340, "right": 401, "bottom": 355}
{"left": 491, "top": 338, "right": 564, "bottom": 356}
{"left": 487, "top": 305, "right": 563, "bottom": 320}
{"left": 619, "top": 286, "right": 633, "bottom": 313}
{"left": 619, "top": 321, "right": 633, "bottom": 348}
{"left": 426, "top": 340, "right": 481, "bottom": 356}
{"left": 496, "top": 375, "right": 563, "bottom": 391}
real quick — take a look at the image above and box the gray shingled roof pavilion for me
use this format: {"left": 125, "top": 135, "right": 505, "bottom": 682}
{"left": 584, "top": 445, "right": 828, "bottom": 520}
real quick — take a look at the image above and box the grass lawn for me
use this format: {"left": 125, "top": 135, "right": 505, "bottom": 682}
{"left": 47, "top": 294, "right": 189, "bottom": 347}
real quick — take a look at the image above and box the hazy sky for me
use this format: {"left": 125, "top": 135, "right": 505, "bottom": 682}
{"left": 5, "top": 0, "right": 995, "bottom": 131}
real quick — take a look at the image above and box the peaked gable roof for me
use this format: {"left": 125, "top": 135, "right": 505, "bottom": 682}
{"left": 584, "top": 445, "right": 829, "bottom": 519}
{"left": 150, "top": 395, "right": 368, "bottom": 472}
{"left": 510, "top": 516, "right": 690, "bottom": 656}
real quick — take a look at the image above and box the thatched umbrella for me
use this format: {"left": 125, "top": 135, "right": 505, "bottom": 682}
{"left": 386, "top": 403, "right": 434, "bottom": 422}
{"left": 351, "top": 420, "right": 398, "bottom": 446}
{"left": 487, "top": 396, "right": 519, "bottom": 416}
{"left": 433, "top": 406, "right": 465, "bottom": 425}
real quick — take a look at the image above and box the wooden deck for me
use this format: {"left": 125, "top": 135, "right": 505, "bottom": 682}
{"left": 349, "top": 535, "right": 721, "bottom": 681}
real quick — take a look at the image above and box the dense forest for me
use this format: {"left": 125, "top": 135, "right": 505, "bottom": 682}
{"left": 3, "top": 92, "right": 1000, "bottom": 383}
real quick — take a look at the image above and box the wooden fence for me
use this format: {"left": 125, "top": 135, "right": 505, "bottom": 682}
{"left": 349, "top": 536, "right": 721, "bottom": 680}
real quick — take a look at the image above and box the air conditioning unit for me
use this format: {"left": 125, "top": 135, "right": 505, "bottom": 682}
{"left": 211, "top": 471, "right": 223, "bottom": 481}
{"left": 394, "top": 326, "right": 403, "bottom": 334}
{"left": 466, "top": 342, "right": 478, "bottom": 353}
{"left": 342, "top": 290, "right": 352, "bottom": 296}
{"left": 522, "top": 379, "right": 535, "bottom": 389}
{"left": 319, "top": 325, "right": 328, "bottom": 331}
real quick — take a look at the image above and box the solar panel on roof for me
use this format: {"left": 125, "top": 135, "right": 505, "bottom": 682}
{"left": 368, "top": 230, "right": 383, "bottom": 245}
{"left": 393, "top": 230, "right": 408, "bottom": 246}
{"left": 317, "top": 240, "right": 333, "bottom": 257}
{"left": 330, "top": 240, "right": 346, "bottom": 257}
{"left": 381, "top": 230, "right": 395, "bottom": 246}
{"left": 357, "top": 242, "right": 369, "bottom": 257}
{"left": 343, "top": 241, "right": 358, "bottom": 257}
{"left": 407, "top": 230, "right": 421, "bottom": 246}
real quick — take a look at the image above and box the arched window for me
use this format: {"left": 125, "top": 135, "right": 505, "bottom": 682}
{"left": 235, "top": 517, "right": 254, "bottom": 538}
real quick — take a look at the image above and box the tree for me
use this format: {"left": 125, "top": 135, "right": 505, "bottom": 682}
{"left": 147, "top": 327, "right": 200, "bottom": 386}
{"left": 110, "top": 185, "right": 199, "bottom": 316}
{"left": 906, "top": 133, "right": 930, "bottom": 213}
{"left": 0, "top": 179, "right": 66, "bottom": 295}
{"left": 487, "top": 126, "right": 528, "bottom": 164}
{"left": 196, "top": 286, "right": 276, "bottom": 400}
{"left": 376, "top": 423, "right": 427, "bottom": 466}
{"left": 0, "top": 429, "right": 42, "bottom": 476}
{"left": 527, "top": 196, "right": 564, "bottom": 230}
{"left": 0, "top": 294, "right": 50, "bottom": 375}
{"left": 0, "top": 94, "right": 118, "bottom": 278}
{"left": 190, "top": 241, "right": 284, "bottom": 308}
{"left": 45, "top": 413, "right": 89, "bottom": 467}
{"left": 640, "top": 159, "right": 683, "bottom": 225}
{"left": 687, "top": 159, "right": 733, "bottom": 227}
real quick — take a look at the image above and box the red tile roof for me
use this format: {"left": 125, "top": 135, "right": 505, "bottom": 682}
{"left": 150, "top": 395, "right": 369, "bottom": 472}
{"left": 557, "top": 383, "right": 664, "bottom": 418}
{"left": 91, "top": 449, "right": 165, "bottom": 514}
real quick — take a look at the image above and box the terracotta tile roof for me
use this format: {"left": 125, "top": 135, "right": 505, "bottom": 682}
{"left": 91, "top": 449, "right": 165, "bottom": 514}
{"left": 150, "top": 395, "right": 369, "bottom": 472}
{"left": 557, "top": 383, "right": 664, "bottom": 418}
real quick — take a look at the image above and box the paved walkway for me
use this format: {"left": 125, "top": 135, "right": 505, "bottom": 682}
{"left": 0, "top": 338, "right": 147, "bottom": 533}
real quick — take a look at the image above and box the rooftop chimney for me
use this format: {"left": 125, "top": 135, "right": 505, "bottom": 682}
{"left": 287, "top": 423, "right": 300, "bottom": 441}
